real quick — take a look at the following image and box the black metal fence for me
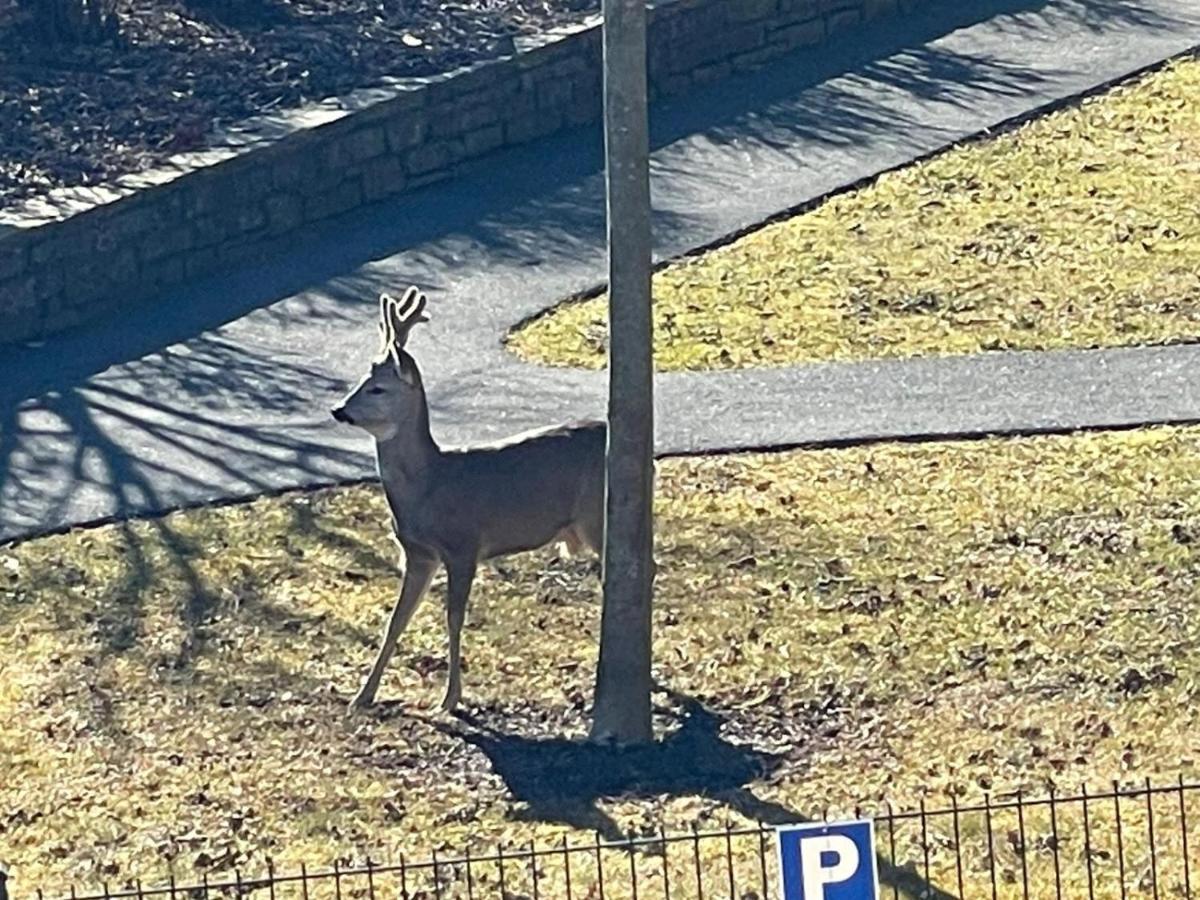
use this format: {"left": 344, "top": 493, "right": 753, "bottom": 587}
{"left": 39, "top": 778, "right": 1199, "bottom": 900}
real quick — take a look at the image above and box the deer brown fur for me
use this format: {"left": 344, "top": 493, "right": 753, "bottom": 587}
{"left": 332, "top": 288, "right": 605, "bottom": 711}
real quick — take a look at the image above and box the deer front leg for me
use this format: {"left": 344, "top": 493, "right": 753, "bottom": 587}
{"left": 441, "top": 560, "right": 477, "bottom": 713}
{"left": 350, "top": 551, "right": 438, "bottom": 710}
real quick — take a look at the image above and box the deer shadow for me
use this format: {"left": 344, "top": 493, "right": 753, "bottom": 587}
{"left": 442, "top": 690, "right": 957, "bottom": 899}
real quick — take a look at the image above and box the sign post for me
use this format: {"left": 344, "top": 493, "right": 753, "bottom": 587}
{"left": 777, "top": 820, "right": 880, "bottom": 900}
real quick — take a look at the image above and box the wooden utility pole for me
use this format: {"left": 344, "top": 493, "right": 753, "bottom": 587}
{"left": 590, "top": 0, "right": 654, "bottom": 744}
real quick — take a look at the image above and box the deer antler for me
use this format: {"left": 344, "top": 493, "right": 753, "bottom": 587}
{"left": 377, "top": 287, "right": 429, "bottom": 358}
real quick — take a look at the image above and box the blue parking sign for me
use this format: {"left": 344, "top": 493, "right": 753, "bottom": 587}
{"left": 777, "top": 820, "right": 879, "bottom": 900}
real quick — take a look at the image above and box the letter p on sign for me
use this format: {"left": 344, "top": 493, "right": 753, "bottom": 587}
{"left": 777, "top": 820, "right": 879, "bottom": 900}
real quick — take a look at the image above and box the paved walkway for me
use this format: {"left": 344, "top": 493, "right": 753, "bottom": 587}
{"left": 2, "top": 0, "right": 1199, "bottom": 543}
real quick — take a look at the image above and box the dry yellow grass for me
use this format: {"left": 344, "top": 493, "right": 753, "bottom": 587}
{"left": 3, "top": 427, "right": 1199, "bottom": 896}
{"left": 510, "top": 56, "right": 1200, "bottom": 369}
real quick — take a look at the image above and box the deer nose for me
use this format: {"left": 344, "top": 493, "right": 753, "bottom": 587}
{"left": 331, "top": 407, "right": 352, "bottom": 424}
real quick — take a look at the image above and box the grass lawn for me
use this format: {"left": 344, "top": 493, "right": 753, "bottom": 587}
{"left": 3, "top": 427, "right": 1200, "bottom": 896}
{"left": 510, "top": 56, "right": 1200, "bottom": 370}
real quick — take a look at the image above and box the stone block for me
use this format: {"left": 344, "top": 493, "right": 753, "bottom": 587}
{"left": 406, "top": 140, "right": 464, "bottom": 175}
{"left": 653, "top": 73, "right": 693, "bottom": 97}
{"left": 142, "top": 255, "right": 185, "bottom": 291}
{"left": 863, "top": 0, "right": 899, "bottom": 18}
{"left": 537, "top": 78, "right": 574, "bottom": 111}
{"left": 361, "top": 156, "right": 408, "bottom": 200}
{"left": 667, "top": 23, "right": 764, "bottom": 72}
{"left": 0, "top": 237, "right": 29, "bottom": 281}
{"left": 192, "top": 214, "right": 233, "bottom": 248}
{"left": 500, "top": 87, "right": 538, "bottom": 121}
{"left": 728, "top": 0, "right": 778, "bottom": 22}
{"left": 505, "top": 111, "right": 563, "bottom": 145}
{"left": 0, "top": 284, "right": 42, "bottom": 344}
{"left": 732, "top": 43, "right": 789, "bottom": 71}
{"left": 265, "top": 194, "right": 304, "bottom": 233}
{"left": 184, "top": 247, "right": 220, "bottom": 280}
{"left": 141, "top": 225, "right": 195, "bottom": 263}
{"left": 825, "top": 8, "right": 860, "bottom": 33}
{"left": 104, "top": 248, "right": 139, "bottom": 287}
{"left": 429, "top": 100, "right": 500, "bottom": 139}
{"left": 777, "top": 0, "right": 821, "bottom": 17}
{"left": 692, "top": 60, "right": 732, "bottom": 86}
{"left": 271, "top": 154, "right": 307, "bottom": 190}
{"left": 462, "top": 125, "right": 505, "bottom": 158}
{"left": 341, "top": 126, "right": 387, "bottom": 163}
{"left": 236, "top": 204, "right": 267, "bottom": 233}
{"left": 385, "top": 115, "right": 429, "bottom": 151}
{"left": 773, "top": 17, "right": 824, "bottom": 47}
{"left": 303, "top": 180, "right": 364, "bottom": 222}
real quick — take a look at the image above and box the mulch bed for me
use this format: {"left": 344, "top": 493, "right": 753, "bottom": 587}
{"left": 0, "top": 0, "right": 599, "bottom": 210}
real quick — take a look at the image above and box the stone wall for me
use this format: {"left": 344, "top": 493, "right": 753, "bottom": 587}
{"left": 0, "top": 0, "right": 910, "bottom": 344}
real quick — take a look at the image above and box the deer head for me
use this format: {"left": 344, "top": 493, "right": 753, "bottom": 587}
{"left": 331, "top": 287, "right": 430, "bottom": 442}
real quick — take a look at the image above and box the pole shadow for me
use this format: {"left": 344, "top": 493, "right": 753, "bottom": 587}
{"left": 442, "top": 689, "right": 958, "bottom": 899}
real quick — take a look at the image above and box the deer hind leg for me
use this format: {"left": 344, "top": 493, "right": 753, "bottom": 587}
{"left": 441, "top": 558, "right": 477, "bottom": 713}
{"left": 350, "top": 550, "right": 438, "bottom": 710}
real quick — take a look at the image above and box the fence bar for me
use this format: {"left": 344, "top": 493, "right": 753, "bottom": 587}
{"left": 691, "top": 825, "right": 702, "bottom": 900}
{"left": 1082, "top": 785, "right": 1096, "bottom": 900}
{"left": 465, "top": 844, "right": 475, "bottom": 900}
{"left": 920, "top": 797, "right": 931, "bottom": 890}
{"left": 887, "top": 803, "right": 900, "bottom": 900}
{"left": 563, "top": 835, "right": 573, "bottom": 900}
{"left": 1049, "top": 785, "right": 1062, "bottom": 900}
{"left": 1181, "top": 776, "right": 1193, "bottom": 900}
{"left": 1017, "top": 791, "right": 1030, "bottom": 900}
{"left": 300, "top": 863, "right": 309, "bottom": 900}
{"left": 432, "top": 849, "right": 443, "bottom": 900}
{"left": 595, "top": 832, "right": 606, "bottom": 900}
{"left": 1114, "top": 781, "right": 1128, "bottom": 900}
{"left": 627, "top": 838, "right": 639, "bottom": 900}
{"left": 757, "top": 827, "right": 769, "bottom": 900}
{"left": 951, "top": 795, "right": 965, "bottom": 900}
{"left": 1146, "top": 777, "right": 1160, "bottom": 900}
{"left": 985, "top": 793, "right": 998, "bottom": 900}
{"left": 725, "top": 824, "right": 736, "bottom": 900}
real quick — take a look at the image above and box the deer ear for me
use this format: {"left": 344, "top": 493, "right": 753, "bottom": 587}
{"left": 390, "top": 348, "right": 418, "bottom": 386}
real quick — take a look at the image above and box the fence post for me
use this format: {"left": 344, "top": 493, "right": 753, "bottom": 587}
{"left": 1113, "top": 781, "right": 1128, "bottom": 899}
{"left": 1179, "top": 776, "right": 1192, "bottom": 900}
{"left": 1146, "top": 778, "right": 1160, "bottom": 900}
{"left": 1049, "top": 784, "right": 1062, "bottom": 900}
{"left": 1082, "top": 783, "right": 1096, "bottom": 900}
{"left": 951, "top": 794, "right": 965, "bottom": 900}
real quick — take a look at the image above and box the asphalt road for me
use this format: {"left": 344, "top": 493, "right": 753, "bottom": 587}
{"left": 2, "top": 0, "right": 1199, "bottom": 543}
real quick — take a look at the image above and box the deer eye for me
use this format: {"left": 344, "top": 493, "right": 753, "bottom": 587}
{"left": 368, "top": 386, "right": 386, "bottom": 395}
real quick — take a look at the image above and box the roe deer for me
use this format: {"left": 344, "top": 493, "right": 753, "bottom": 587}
{"left": 332, "top": 287, "right": 606, "bottom": 712}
